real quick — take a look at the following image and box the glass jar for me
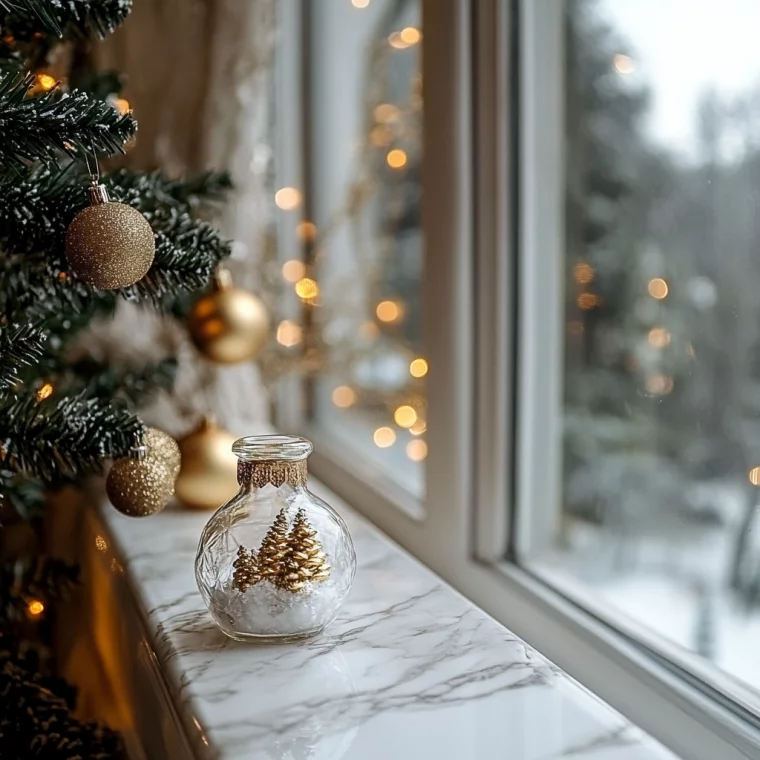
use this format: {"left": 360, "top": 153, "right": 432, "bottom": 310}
{"left": 195, "top": 435, "right": 356, "bottom": 642}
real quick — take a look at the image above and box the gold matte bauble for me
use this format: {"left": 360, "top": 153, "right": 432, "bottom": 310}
{"left": 143, "top": 427, "right": 181, "bottom": 477}
{"left": 106, "top": 457, "right": 175, "bottom": 518}
{"left": 188, "top": 269, "right": 269, "bottom": 364}
{"left": 174, "top": 417, "right": 239, "bottom": 510}
{"left": 66, "top": 187, "right": 155, "bottom": 290}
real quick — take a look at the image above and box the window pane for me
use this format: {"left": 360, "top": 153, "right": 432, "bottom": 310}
{"left": 305, "top": 0, "right": 425, "bottom": 494}
{"left": 531, "top": 0, "right": 760, "bottom": 706}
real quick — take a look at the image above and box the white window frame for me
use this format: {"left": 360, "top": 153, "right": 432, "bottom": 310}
{"left": 275, "top": 1, "right": 760, "bottom": 758}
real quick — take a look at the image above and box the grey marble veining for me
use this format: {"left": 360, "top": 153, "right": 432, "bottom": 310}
{"left": 99, "top": 481, "right": 678, "bottom": 760}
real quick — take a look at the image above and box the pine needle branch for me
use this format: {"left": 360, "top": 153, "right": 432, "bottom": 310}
{"left": 0, "top": 323, "right": 46, "bottom": 394}
{"left": 0, "top": 0, "right": 132, "bottom": 39}
{"left": 0, "top": 391, "right": 143, "bottom": 485}
{"left": 0, "top": 72, "right": 137, "bottom": 170}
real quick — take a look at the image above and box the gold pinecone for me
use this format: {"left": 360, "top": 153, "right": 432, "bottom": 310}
{"left": 232, "top": 545, "right": 259, "bottom": 592}
{"left": 256, "top": 509, "right": 291, "bottom": 581}
{"left": 277, "top": 509, "right": 331, "bottom": 593}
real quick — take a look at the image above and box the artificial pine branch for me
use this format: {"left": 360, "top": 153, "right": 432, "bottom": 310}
{"left": 0, "top": 323, "right": 46, "bottom": 394}
{"left": 0, "top": 72, "right": 137, "bottom": 171}
{"left": 0, "top": 0, "right": 132, "bottom": 40}
{"left": 0, "top": 391, "right": 143, "bottom": 486}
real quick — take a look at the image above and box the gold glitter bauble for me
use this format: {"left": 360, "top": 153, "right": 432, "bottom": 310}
{"left": 143, "top": 427, "right": 181, "bottom": 477}
{"left": 175, "top": 417, "right": 238, "bottom": 510}
{"left": 66, "top": 190, "right": 155, "bottom": 290}
{"left": 106, "top": 456, "right": 175, "bottom": 518}
{"left": 188, "top": 269, "right": 269, "bottom": 364}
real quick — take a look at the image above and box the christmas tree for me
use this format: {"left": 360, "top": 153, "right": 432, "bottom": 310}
{"left": 277, "top": 509, "right": 330, "bottom": 593}
{"left": 0, "top": 1, "right": 231, "bottom": 756}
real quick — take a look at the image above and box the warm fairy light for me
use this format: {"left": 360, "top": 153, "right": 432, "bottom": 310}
{"left": 750, "top": 467, "right": 760, "bottom": 486}
{"left": 406, "top": 439, "right": 428, "bottom": 462}
{"left": 409, "top": 358, "right": 428, "bottom": 378}
{"left": 27, "top": 600, "right": 44, "bottom": 617}
{"left": 332, "top": 386, "right": 357, "bottom": 408}
{"left": 613, "top": 54, "right": 635, "bottom": 75}
{"left": 573, "top": 261, "right": 595, "bottom": 284}
{"left": 351, "top": 0, "right": 370, "bottom": 6}
{"left": 376, "top": 300, "right": 404, "bottom": 323}
{"left": 388, "top": 31, "right": 410, "bottom": 49}
{"left": 114, "top": 98, "right": 130, "bottom": 115}
{"left": 295, "top": 277, "right": 319, "bottom": 301}
{"left": 394, "top": 405, "right": 418, "bottom": 428}
{"left": 410, "top": 419, "right": 427, "bottom": 436}
{"left": 648, "top": 278, "right": 669, "bottom": 299}
{"left": 274, "top": 187, "right": 302, "bottom": 211}
{"left": 36, "top": 383, "right": 53, "bottom": 402}
{"left": 400, "top": 27, "right": 422, "bottom": 45}
{"left": 386, "top": 149, "right": 408, "bottom": 169}
{"left": 645, "top": 373, "right": 674, "bottom": 395}
{"left": 373, "top": 427, "right": 396, "bottom": 448}
{"left": 296, "top": 221, "right": 317, "bottom": 242}
{"left": 282, "top": 259, "right": 306, "bottom": 283}
{"left": 648, "top": 327, "right": 671, "bottom": 349}
{"left": 370, "top": 125, "right": 393, "bottom": 147}
{"left": 374, "top": 103, "right": 400, "bottom": 123}
{"left": 360, "top": 321, "right": 380, "bottom": 339}
{"left": 577, "top": 292, "right": 600, "bottom": 310}
{"left": 36, "top": 73, "right": 56, "bottom": 91}
{"left": 276, "top": 320, "right": 302, "bottom": 347}
{"left": 95, "top": 535, "right": 108, "bottom": 552}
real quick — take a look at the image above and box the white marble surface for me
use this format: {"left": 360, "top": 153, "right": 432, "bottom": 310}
{"left": 99, "top": 481, "right": 678, "bottom": 760}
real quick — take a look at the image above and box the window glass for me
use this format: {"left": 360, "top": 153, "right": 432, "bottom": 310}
{"left": 302, "top": 0, "right": 425, "bottom": 493}
{"left": 538, "top": 0, "right": 760, "bottom": 701}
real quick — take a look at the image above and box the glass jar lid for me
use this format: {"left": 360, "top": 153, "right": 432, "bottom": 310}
{"left": 232, "top": 435, "right": 313, "bottom": 463}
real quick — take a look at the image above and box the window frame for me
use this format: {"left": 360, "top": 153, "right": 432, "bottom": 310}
{"left": 275, "top": 1, "right": 760, "bottom": 757}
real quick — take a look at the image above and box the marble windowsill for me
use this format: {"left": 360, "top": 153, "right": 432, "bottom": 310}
{"left": 98, "top": 478, "right": 678, "bottom": 760}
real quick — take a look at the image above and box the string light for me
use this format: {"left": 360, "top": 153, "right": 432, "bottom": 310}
{"left": 277, "top": 320, "right": 302, "bottom": 347}
{"left": 332, "top": 386, "right": 357, "bottom": 408}
{"left": 295, "top": 277, "right": 319, "bottom": 301}
{"left": 406, "top": 439, "right": 428, "bottom": 462}
{"left": 114, "top": 98, "right": 130, "bottom": 115}
{"left": 351, "top": 0, "right": 370, "bottom": 6}
{"left": 296, "top": 221, "right": 317, "bottom": 242}
{"left": 613, "top": 54, "right": 635, "bottom": 75}
{"left": 282, "top": 259, "right": 306, "bottom": 283}
{"left": 27, "top": 600, "right": 44, "bottom": 617}
{"left": 374, "top": 103, "right": 399, "bottom": 123}
{"left": 373, "top": 427, "right": 396, "bottom": 448}
{"left": 645, "top": 373, "right": 673, "bottom": 395}
{"left": 409, "top": 358, "right": 428, "bottom": 378}
{"left": 400, "top": 27, "right": 422, "bottom": 45}
{"left": 750, "top": 466, "right": 760, "bottom": 486}
{"left": 36, "top": 73, "right": 56, "bottom": 91}
{"left": 376, "top": 300, "right": 404, "bottom": 323}
{"left": 370, "top": 125, "right": 393, "bottom": 147}
{"left": 573, "top": 261, "right": 594, "bottom": 284}
{"left": 275, "top": 187, "right": 302, "bottom": 210}
{"left": 648, "top": 327, "right": 671, "bottom": 349}
{"left": 95, "top": 535, "right": 108, "bottom": 552}
{"left": 36, "top": 383, "right": 53, "bottom": 402}
{"left": 410, "top": 419, "right": 427, "bottom": 436}
{"left": 577, "top": 292, "right": 600, "bottom": 310}
{"left": 394, "top": 405, "right": 417, "bottom": 428}
{"left": 648, "top": 278, "right": 669, "bottom": 299}
{"left": 386, "top": 149, "right": 407, "bottom": 169}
